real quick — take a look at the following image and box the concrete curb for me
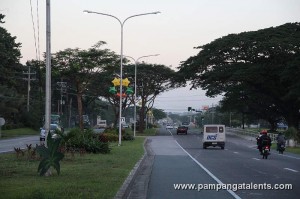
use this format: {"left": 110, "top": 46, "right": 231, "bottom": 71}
{"left": 114, "top": 137, "right": 154, "bottom": 199}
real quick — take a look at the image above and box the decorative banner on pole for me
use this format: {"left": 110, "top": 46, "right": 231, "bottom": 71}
{"left": 125, "top": 87, "right": 133, "bottom": 94}
{"left": 109, "top": 77, "right": 132, "bottom": 98}
{"left": 112, "top": 78, "right": 120, "bottom": 86}
{"left": 109, "top": 86, "right": 117, "bottom": 94}
{"left": 122, "top": 78, "right": 130, "bottom": 87}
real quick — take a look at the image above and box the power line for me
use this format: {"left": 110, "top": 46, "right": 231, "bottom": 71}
{"left": 157, "top": 94, "right": 209, "bottom": 98}
{"left": 155, "top": 98, "right": 222, "bottom": 102}
{"left": 36, "top": 0, "right": 41, "bottom": 60}
{"left": 29, "top": 0, "right": 39, "bottom": 60}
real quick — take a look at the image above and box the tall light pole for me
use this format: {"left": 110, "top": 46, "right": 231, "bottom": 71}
{"left": 124, "top": 54, "right": 160, "bottom": 137}
{"left": 45, "top": 0, "right": 51, "bottom": 146}
{"left": 83, "top": 10, "right": 160, "bottom": 146}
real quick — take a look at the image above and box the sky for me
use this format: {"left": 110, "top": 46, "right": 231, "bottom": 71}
{"left": 1, "top": 0, "right": 300, "bottom": 113}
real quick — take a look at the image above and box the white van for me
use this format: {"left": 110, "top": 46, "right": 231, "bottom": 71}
{"left": 203, "top": 124, "right": 226, "bottom": 149}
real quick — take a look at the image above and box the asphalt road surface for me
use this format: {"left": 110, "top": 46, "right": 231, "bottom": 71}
{"left": 147, "top": 126, "right": 300, "bottom": 199}
{"left": 0, "top": 135, "right": 40, "bottom": 153}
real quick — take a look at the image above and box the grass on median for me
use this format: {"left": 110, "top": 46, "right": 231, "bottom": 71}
{"left": 0, "top": 128, "right": 39, "bottom": 139}
{"left": 0, "top": 137, "right": 145, "bottom": 199}
{"left": 270, "top": 144, "right": 300, "bottom": 155}
{"left": 285, "top": 147, "right": 300, "bottom": 155}
{"left": 136, "top": 128, "right": 158, "bottom": 136}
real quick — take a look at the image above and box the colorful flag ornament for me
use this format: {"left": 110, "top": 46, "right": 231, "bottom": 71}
{"left": 109, "top": 86, "right": 117, "bottom": 94}
{"left": 125, "top": 87, "right": 134, "bottom": 94}
{"left": 112, "top": 78, "right": 120, "bottom": 86}
{"left": 116, "top": 92, "right": 127, "bottom": 98}
{"left": 122, "top": 78, "right": 130, "bottom": 87}
{"left": 109, "top": 78, "right": 133, "bottom": 97}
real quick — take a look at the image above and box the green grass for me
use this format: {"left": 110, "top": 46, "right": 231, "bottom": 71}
{"left": 0, "top": 128, "right": 39, "bottom": 139}
{"left": 136, "top": 128, "right": 158, "bottom": 136}
{"left": 0, "top": 137, "right": 145, "bottom": 199}
{"left": 285, "top": 147, "right": 300, "bottom": 155}
{"left": 271, "top": 145, "right": 300, "bottom": 154}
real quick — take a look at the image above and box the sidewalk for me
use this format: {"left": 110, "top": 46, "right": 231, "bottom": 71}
{"left": 119, "top": 136, "right": 234, "bottom": 199}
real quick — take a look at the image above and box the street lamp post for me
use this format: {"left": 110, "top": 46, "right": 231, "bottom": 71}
{"left": 124, "top": 54, "right": 159, "bottom": 137}
{"left": 83, "top": 10, "right": 160, "bottom": 146}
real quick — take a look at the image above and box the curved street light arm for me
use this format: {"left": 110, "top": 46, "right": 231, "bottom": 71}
{"left": 83, "top": 10, "right": 122, "bottom": 25}
{"left": 123, "top": 54, "right": 160, "bottom": 137}
{"left": 123, "top": 11, "right": 161, "bottom": 25}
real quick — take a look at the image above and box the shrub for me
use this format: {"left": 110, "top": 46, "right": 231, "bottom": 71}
{"left": 65, "top": 128, "right": 110, "bottom": 154}
{"left": 99, "top": 133, "right": 119, "bottom": 142}
{"left": 284, "top": 127, "right": 299, "bottom": 141}
{"left": 123, "top": 133, "right": 134, "bottom": 141}
{"left": 103, "top": 127, "right": 117, "bottom": 134}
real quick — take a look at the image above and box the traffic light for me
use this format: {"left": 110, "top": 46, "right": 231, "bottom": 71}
{"left": 188, "top": 107, "right": 192, "bottom": 111}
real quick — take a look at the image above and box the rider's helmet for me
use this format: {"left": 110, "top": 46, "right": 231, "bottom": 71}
{"left": 260, "top": 129, "right": 268, "bottom": 134}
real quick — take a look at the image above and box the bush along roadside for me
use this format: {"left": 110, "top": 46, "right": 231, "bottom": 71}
{"left": 12, "top": 128, "right": 135, "bottom": 177}
{"left": 62, "top": 128, "right": 111, "bottom": 154}
{"left": 34, "top": 128, "right": 113, "bottom": 176}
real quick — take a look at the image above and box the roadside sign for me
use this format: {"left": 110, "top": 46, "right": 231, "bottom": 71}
{"left": 0, "top": 118, "right": 5, "bottom": 126}
{"left": 0, "top": 117, "right": 5, "bottom": 138}
{"left": 121, "top": 117, "right": 125, "bottom": 123}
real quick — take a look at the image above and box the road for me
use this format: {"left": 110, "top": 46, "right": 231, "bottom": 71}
{"left": 0, "top": 135, "right": 40, "bottom": 153}
{"left": 147, "top": 126, "right": 300, "bottom": 199}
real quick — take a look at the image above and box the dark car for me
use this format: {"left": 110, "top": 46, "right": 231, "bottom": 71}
{"left": 177, "top": 126, "right": 188, "bottom": 135}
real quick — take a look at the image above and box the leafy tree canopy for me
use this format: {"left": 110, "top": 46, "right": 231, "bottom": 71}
{"left": 0, "top": 14, "right": 22, "bottom": 88}
{"left": 178, "top": 22, "right": 300, "bottom": 129}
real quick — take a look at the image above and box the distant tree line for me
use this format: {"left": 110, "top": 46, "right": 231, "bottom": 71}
{"left": 0, "top": 14, "right": 172, "bottom": 131}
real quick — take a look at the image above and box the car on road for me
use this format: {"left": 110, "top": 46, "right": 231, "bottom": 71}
{"left": 93, "top": 127, "right": 105, "bottom": 134}
{"left": 166, "top": 124, "right": 174, "bottom": 129}
{"left": 181, "top": 122, "right": 189, "bottom": 129}
{"left": 202, "top": 124, "right": 226, "bottom": 149}
{"left": 177, "top": 126, "right": 188, "bottom": 135}
{"left": 40, "top": 124, "right": 63, "bottom": 141}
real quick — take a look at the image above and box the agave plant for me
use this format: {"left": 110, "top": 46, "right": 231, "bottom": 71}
{"left": 36, "top": 132, "right": 64, "bottom": 176}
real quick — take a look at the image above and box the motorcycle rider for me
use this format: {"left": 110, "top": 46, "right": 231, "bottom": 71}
{"left": 276, "top": 132, "right": 286, "bottom": 151}
{"left": 256, "top": 130, "right": 272, "bottom": 154}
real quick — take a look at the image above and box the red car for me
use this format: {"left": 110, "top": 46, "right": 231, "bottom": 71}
{"left": 177, "top": 126, "right": 188, "bottom": 135}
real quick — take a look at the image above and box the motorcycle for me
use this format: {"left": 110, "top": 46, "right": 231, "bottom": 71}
{"left": 261, "top": 145, "right": 270, "bottom": 159}
{"left": 278, "top": 144, "right": 285, "bottom": 154}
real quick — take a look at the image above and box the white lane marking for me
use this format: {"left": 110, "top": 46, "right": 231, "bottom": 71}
{"left": 284, "top": 168, "right": 299, "bottom": 173}
{"left": 280, "top": 154, "right": 300, "bottom": 160}
{"left": 252, "top": 158, "right": 261, "bottom": 161}
{"left": 175, "top": 140, "right": 241, "bottom": 199}
{"left": 233, "top": 152, "right": 239, "bottom": 154}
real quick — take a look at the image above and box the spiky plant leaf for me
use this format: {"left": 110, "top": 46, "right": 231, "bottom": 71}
{"left": 36, "top": 132, "right": 64, "bottom": 176}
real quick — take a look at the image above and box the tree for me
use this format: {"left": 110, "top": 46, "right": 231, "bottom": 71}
{"left": 178, "top": 22, "right": 300, "bottom": 132}
{"left": 124, "top": 63, "right": 176, "bottom": 132}
{"left": 152, "top": 108, "right": 167, "bottom": 121}
{"left": 0, "top": 14, "right": 25, "bottom": 124}
{"left": 90, "top": 62, "right": 175, "bottom": 131}
{"left": 0, "top": 14, "right": 22, "bottom": 89}
{"left": 51, "top": 41, "right": 119, "bottom": 130}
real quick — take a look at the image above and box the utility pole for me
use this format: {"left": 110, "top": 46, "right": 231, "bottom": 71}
{"left": 23, "top": 65, "right": 36, "bottom": 112}
{"left": 45, "top": 0, "right": 51, "bottom": 146}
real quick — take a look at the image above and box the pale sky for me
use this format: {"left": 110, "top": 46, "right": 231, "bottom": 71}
{"left": 1, "top": 0, "right": 300, "bottom": 113}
